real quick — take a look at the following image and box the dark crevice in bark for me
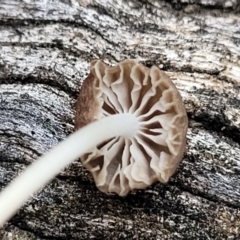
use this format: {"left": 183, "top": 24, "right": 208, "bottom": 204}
{"left": 143, "top": 62, "right": 223, "bottom": 77}
{"left": 0, "top": 130, "right": 37, "bottom": 145}
{"left": 0, "top": 105, "right": 73, "bottom": 126}
{"left": 0, "top": 74, "right": 78, "bottom": 99}
{"left": 0, "top": 131, "right": 41, "bottom": 155}
{"left": 197, "top": 2, "right": 238, "bottom": 12}
{"left": 0, "top": 160, "right": 28, "bottom": 169}
{"left": 0, "top": 18, "right": 76, "bottom": 28}
{"left": 171, "top": 180, "right": 240, "bottom": 209}
{"left": 77, "top": 18, "right": 117, "bottom": 47}
{"left": 87, "top": 2, "right": 171, "bottom": 36}
{"left": 0, "top": 152, "right": 35, "bottom": 166}
{"left": 0, "top": 40, "right": 96, "bottom": 67}
{"left": 87, "top": 4, "right": 138, "bottom": 25}
{"left": 188, "top": 109, "right": 240, "bottom": 145}
{"left": 164, "top": 0, "right": 238, "bottom": 12}
{"left": 56, "top": 175, "right": 92, "bottom": 183}
{"left": 0, "top": 18, "right": 116, "bottom": 49}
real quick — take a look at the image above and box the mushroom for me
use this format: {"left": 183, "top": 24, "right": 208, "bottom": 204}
{"left": 0, "top": 60, "right": 188, "bottom": 226}
{"left": 75, "top": 60, "right": 188, "bottom": 196}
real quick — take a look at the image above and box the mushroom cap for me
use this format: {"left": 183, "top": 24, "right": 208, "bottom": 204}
{"left": 75, "top": 60, "right": 188, "bottom": 196}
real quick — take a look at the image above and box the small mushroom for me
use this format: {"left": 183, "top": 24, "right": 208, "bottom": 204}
{"left": 0, "top": 59, "right": 187, "bottom": 226}
{"left": 75, "top": 60, "right": 188, "bottom": 196}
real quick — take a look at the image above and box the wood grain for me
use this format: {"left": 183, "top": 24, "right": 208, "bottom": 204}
{"left": 0, "top": 0, "right": 239, "bottom": 239}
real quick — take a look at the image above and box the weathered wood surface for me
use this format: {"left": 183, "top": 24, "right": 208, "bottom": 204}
{"left": 0, "top": 0, "right": 240, "bottom": 239}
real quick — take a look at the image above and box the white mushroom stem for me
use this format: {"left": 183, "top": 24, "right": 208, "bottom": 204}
{"left": 0, "top": 113, "right": 139, "bottom": 227}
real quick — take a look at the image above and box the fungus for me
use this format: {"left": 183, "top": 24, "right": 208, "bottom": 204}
{"left": 75, "top": 60, "right": 188, "bottom": 196}
{"left": 0, "top": 60, "right": 187, "bottom": 226}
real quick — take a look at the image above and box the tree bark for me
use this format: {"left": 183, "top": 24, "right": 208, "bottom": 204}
{"left": 0, "top": 0, "right": 240, "bottom": 239}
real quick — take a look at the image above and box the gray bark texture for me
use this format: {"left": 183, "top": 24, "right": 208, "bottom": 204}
{"left": 0, "top": 0, "right": 240, "bottom": 239}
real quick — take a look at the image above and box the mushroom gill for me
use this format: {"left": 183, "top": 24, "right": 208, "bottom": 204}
{"left": 75, "top": 60, "right": 188, "bottom": 196}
